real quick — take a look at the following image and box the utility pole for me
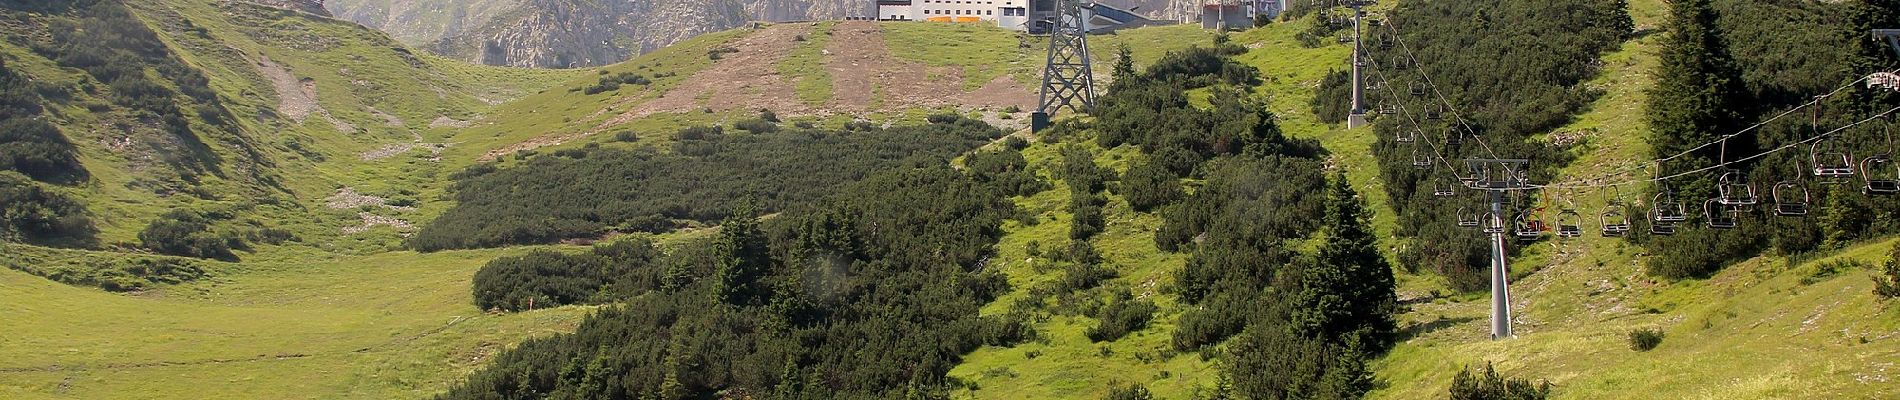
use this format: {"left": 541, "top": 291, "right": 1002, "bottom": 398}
{"left": 1032, "top": 0, "right": 1097, "bottom": 132}
{"left": 1346, "top": 0, "right": 1369, "bottom": 129}
{"left": 1467, "top": 158, "right": 1528, "bottom": 340}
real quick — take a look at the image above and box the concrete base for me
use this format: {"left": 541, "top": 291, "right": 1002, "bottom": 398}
{"left": 1346, "top": 112, "right": 1370, "bottom": 129}
{"left": 1031, "top": 112, "right": 1051, "bottom": 132}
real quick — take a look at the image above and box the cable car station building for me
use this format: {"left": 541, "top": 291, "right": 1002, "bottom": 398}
{"left": 874, "top": 0, "right": 1163, "bottom": 34}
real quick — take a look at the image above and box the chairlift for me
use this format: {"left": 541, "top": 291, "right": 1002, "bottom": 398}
{"left": 1863, "top": 154, "right": 1900, "bottom": 195}
{"left": 1425, "top": 104, "right": 1444, "bottom": 120}
{"left": 1652, "top": 189, "right": 1687, "bottom": 223}
{"left": 1457, "top": 206, "right": 1482, "bottom": 228}
{"left": 1715, "top": 169, "right": 1757, "bottom": 206}
{"left": 1600, "top": 187, "right": 1632, "bottom": 237}
{"left": 1650, "top": 220, "right": 1677, "bottom": 236}
{"left": 1863, "top": 118, "right": 1899, "bottom": 195}
{"left": 1432, "top": 176, "right": 1457, "bottom": 197}
{"left": 1395, "top": 128, "right": 1416, "bottom": 143}
{"left": 1556, "top": 209, "right": 1583, "bottom": 238}
{"left": 1378, "top": 104, "right": 1398, "bottom": 115}
{"left": 1513, "top": 210, "right": 1544, "bottom": 241}
{"left": 1411, "top": 142, "right": 1434, "bottom": 169}
{"left": 1811, "top": 103, "right": 1855, "bottom": 178}
{"left": 1704, "top": 198, "right": 1739, "bottom": 230}
{"left": 1409, "top": 82, "right": 1427, "bottom": 96}
{"left": 1393, "top": 57, "right": 1411, "bottom": 71}
{"left": 1445, "top": 126, "right": 1463, "bottom": 146}
{"left": 1773, "top": 180, "right": 1810, "bottom": 216}
{"left": 1482, "top": 212, "right": 1506, "bottom": 234}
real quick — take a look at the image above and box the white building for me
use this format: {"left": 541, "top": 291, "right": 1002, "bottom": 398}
{"left": 877, "top": 0, "right": 1157, "bottom": 34}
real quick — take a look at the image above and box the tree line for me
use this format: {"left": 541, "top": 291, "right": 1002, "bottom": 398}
{"left": 442, "top": 164, "right": 1032, "bottom": 399}
{"left": 408, "top": 115, "right": 1002, "bottom": 251}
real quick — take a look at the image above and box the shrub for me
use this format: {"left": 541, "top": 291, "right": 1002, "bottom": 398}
{"left": 0, "top": 172, "right": 94, "bottom": 244}
{"left": 1060, "top": 262, "right": 1117, "bottom": 293}
{"left": 1104, "top": 381, "right": 1155, "bottom": 400}
{"left": 137, "top": 210, "right": 239, "bottom": 261}
{"left": 471, "top": 238, "right": 660, "bottom": 311}
{"left": 1115, "top": 157, "right": 1184, "bottom": 212}
{"left": 733, "top": 118, "right": 778, "bottom": 133}
{"left": 1448, "top": 363, "right": 1550, "bottom": 400}
{"left": 1087, "top": 290, "right": 1156, "bottom": 342}
{"left": 1628, "top": 328, "right": 1664, "bottom": 351}
{"left": 612, "top": 130, "right": 638, "bottom": 142}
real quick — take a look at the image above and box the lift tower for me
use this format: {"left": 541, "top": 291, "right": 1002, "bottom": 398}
{"left": 1467, "top": 158, "right": 1528, "bottom": 340}
{"left": 1032, "top": 0, "right": 1096, "bottom": 132}
{"left": 1346, "top": 0, "right": 1370, "bottom": 128}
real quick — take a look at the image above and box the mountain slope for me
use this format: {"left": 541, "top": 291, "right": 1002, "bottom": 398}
{"left": 327, "top": 0, "right": 1194, "bottom": 68}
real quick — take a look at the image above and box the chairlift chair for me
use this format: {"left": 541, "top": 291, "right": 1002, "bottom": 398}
{"left": 1394, "top": 57, "right": 1411, "bottom": 71}
{"left": 1513, "top": 210, "right": 1544, "bottom": 241}
{"left": 1457, "top": 206, "right": 1482, "bottom": 228}
{"left": 1432, "top": 177, "right": 1457, "bottom": 197}
{"left": 1425, "top": 104, "right": 1444, "bottom": 120}
{"left": 1600, "top": 206, "right": 1631, "bottom": 237}
{"left": 1652, "top": 190, "right": 1688, "bottom": 223}
{"left": 1411, "top": 143, "right": 1434, "bottom": 169}
{"left": 1650, "top": 220, "right": 1677, "bottom": 236}
{"left": 1704, "top": 198, "right": 1739, "bottom": 230}
{"left": 1379, "top": 104, "right": 1398, "bottom": 115}
{"left": 1556, "top": 209, "right": 1584, "bottom": 238}
{"left": 1715, "top": 169, "right": 1758, "bottom": 206}
{"left": 1409, "top": 83, "right": 1427, "bottom": 96}
{"left": 1863, "top": 154, "right": 1900, "bottom": 195}
{"left": 1812, "top": 137, "right": 1856, "bottom": 179}
{"left": 1444, "top": 126, "right": 1463, "bottom": 145}
{"left": 1772, "top": 180, "right": 1810, "bottom": 216}
{"left": 1483, "top": 212, "right": 1506, "bottom": 234}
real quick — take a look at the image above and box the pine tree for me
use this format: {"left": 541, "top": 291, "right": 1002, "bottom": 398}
{"left": 1113, "top": 43, "right": 1137, "bottom": 83}
{"left": 1291, "top": 173, "right": 1398, "bottom": 346}
{"left": 1646, "top": 0, "right": 1746, "bottom": 189}
{"left": 711, "top": 207, "right": 773, "bottom": 306}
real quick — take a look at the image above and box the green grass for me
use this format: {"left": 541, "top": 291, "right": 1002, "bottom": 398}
{"left": 778, "top": 21, "right": 837, "bottom": 106}
{"left": 881, "top": 22, "right": 1042, "bottom": 91}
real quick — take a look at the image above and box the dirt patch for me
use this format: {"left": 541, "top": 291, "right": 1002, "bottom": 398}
{"left": 367, "top": 106, "right": 405, "bottom": 127}
{"left": 430, "top": 116, "right": 474, "bottom": 129}
{"left": 323, "top": 187, "right": 416, "bottom": 212}
{"left": 360, "top": 142, "right": 450, "bottom": 161}
{"left": 824, "top": 22, "right": 1035, "bottom": 114}
{"left": 255, "top": 56, "right": 319, "bottom": 122}
{"left": 616, "top": 23, "right": 813, "bottom": 122}
{"left": 256, "top": 55, "right": 355, "bottom": 133}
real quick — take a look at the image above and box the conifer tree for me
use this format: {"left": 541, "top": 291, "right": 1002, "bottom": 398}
{"left": 711, "top": 207, "right": 773, "bottom": 306}
{"left": 1291, "top": 173, "right": 1398, "bottom": 346}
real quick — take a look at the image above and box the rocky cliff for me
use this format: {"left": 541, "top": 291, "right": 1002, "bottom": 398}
{"left": 327, "top": 0, "right": 1194, "bottom": 68}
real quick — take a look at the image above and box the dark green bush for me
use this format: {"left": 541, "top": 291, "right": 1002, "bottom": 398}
{"left": 1881, "top": 242, "right": 1900, "bottom": 300}
{"left": 1087, "top": 290, "right": 1156, "bottom": 342}
{"left": 1448, "top": 363, "right": 1551, "bottom": 400}
{"left": 471, "top": 238, "right": 660, "bottom": 311}
{"left": 1114, "top": 157, "right": 1183, "bottom": 212}
{"left": 1628, "top": 328, "right": 1664, "bottom": 351}
{"left": 1104, "top": 381, "right": 1155, "bottom": 400}
{"left": 732, "top": 118, "right": 778, "bottom": 133}
{"left": 580, "top": 72, "right": 649, "bottom": 95}
{"left": 0, "top": 172, "right": 94, "bottom": 244}
{"left": 137, "top": 210, "right": 239, "bottom": 261}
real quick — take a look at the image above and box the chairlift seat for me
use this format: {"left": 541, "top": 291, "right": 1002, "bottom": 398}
{"left": 1865, "top": 179, "right": 1900, "bottom": 195}
{"left": 1650, "top": 223, "right": 1676, "bottom": 236}
{"left": 1776, "top": 202, "right": 1810, "bottom": 216}
{"left": 1705, "top": 199, "right": 1739, "bottom": 230}
{"left": 1772, "top": 181, "right": 1809, "bottom": 217}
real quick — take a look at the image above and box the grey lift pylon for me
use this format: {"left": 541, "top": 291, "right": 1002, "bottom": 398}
{"left": 1877, "top": 29, "right": 1900, "bottom": 56}
{"left": 1466, "top": 158, "right": 1529, "bottom": 340}
{"left": 1033, "top": 0, "right": 1096, "bottom": 132}
{"left": 1346, "top": 0, "right": 1371, "bottom": 129}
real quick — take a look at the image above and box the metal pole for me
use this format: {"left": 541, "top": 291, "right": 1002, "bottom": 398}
{"left": 1488, "top": 188, "right": 1513, "bottom": 340}
{"left": 1346, "top": 1, "right": 1368, "bottom": 128}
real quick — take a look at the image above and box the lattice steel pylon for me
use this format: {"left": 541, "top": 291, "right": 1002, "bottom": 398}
{"left": 1033, "top": 0, "right": 1096, "bottom": 130}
